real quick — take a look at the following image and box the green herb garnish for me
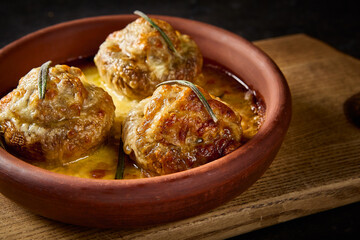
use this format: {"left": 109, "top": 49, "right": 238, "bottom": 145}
{"left": 115, "top": 140, "right": 125, "bottom": 179}
{"left": 157, "top": 80, "right": 218, "bottom": 123}
{"left": 0, "top": 138, "right": 5, "bottom": 149}
{"left": 38, "top": 60, "right": 52, "bottom": 99}
{"left": 134, "top": 10, "right": 177, "bottom": 54}
{"left": 0, "top": 126, "right": 5, "bottom": 150}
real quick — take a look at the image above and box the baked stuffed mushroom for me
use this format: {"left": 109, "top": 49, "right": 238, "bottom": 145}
{"left": 122, "top": 83, "right": 242, "bottom": 176}
{"left": 94, "top": 15, "right": 203, "bottom": 99}
{"left": 0, "top": 64, "right": 115, "bottom": 166}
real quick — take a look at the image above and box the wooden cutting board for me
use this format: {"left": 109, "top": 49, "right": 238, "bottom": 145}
{"left": 1, "top": 34, "right": 359, "bottom": 239}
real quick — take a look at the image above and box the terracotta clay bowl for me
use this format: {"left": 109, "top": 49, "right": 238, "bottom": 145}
{"left": 0, "top": 15, "right": 291, "bottom": 228}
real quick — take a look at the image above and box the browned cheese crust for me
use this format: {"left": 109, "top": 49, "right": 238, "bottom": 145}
{"left": 122, "top": 84, "right": 242, "bottom": 175}
{"left": 0, "top": 65, "right": 115, "bottom": 166}
{"left": 94, "top": 17, "right": 203, "bottom": 99}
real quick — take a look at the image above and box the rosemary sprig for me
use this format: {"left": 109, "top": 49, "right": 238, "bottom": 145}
{"left": 157, "top": 80, "right": 218, "bottom": 123}
{"left": 0, "top": 126, "right": 6, "bottom": 150}
{"left": 134, "top": 10, "right": 177, "bottom": 54}
{"left": 38, "top": 60, "right": 52, "bottom": 99}
{"left": 115, "top": 139, "right": 125, "bottom": 179}
{"left": 0, "top": 137, "right": 5, "bottom": 149}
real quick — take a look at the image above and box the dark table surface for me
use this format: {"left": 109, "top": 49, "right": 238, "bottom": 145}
{"left": 1, "top": 0, "right": 359, "bottom": 239}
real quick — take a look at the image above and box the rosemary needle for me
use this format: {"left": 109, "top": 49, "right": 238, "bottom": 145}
{"left": 0, "top": 126, "right": 5, "bottom": 150}
{"left": 0, "top": 135, "right": 5, "bottom": 150}
{"left": 157, "top": 80, "right": 218, "bottom": 123}
{"left": 38, "top": 60, "right": 52, "bottom": 99}
{"left": 115, "top": 140, "right": 125, "bottom": 179}
{"left": 134, "top": 10, "right": 178, "bottom": 54}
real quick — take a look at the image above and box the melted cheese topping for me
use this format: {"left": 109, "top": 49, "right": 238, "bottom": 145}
{"left": 37, "top": 62, "right": 264, "bottom": 179}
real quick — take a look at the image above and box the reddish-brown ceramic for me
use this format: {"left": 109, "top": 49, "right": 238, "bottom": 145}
{"left": 0, "top": 15, "right": 291, "bottom": 228}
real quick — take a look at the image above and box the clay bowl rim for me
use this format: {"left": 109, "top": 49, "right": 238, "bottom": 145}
{"left": 0, "top": 15, "right": 291, "bottom": 212}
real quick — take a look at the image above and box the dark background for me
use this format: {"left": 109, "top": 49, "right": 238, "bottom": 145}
{"left": 1, "top": 0, "right": 359, "bottom": 59}
{"left": 1, "top": 0, "right": 359, "bottom": 239}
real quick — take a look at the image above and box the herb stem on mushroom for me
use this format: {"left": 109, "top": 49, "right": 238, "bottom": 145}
{"left": 157, "top": 80, "right": 218, "bottom": 123}
{"left": 38, "top": 60, "right": 52, "bottom": 99}
{"left": 134, "top": 10, "right": 178, "bottom": 54}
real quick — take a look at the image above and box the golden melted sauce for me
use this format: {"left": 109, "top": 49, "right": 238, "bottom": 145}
{"left": 35, "top": 59, "right": 265, "bottom": 179}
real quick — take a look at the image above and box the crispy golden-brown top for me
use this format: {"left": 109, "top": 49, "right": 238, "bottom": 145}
{"left": 123, "top": 84, "right": 242, "bottom": 175}
{"left": 0, "top": 65, "right": 115, "bottom": 166}
{"left": 94, "top": 17, "right": 203, "bottom": 99}
{"left": 1, "top": 66, "right": 88, "bottom": 123}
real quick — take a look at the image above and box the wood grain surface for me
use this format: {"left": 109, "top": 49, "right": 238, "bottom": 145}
{"left": 1, "top": 34, "right": 359, "bottom": 239}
